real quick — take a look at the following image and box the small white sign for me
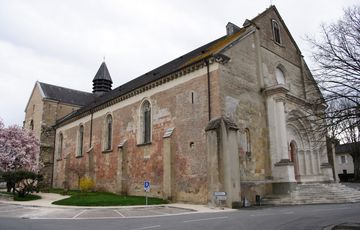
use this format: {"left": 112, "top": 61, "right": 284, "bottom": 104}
{"left": 214, "top": 191, "right": 226, "bottom": 196}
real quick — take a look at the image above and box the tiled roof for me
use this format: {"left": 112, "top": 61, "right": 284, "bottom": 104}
{"left": 56, "top": 27, "right": 248, "bottom": 126}
{"left": 336, "top": 142, "right": 360, "bottom": 154}
{"left": 39, "top": 82, "right": 97, "bottom": 107}
{"left": 56, "top": 6, "right": 290, "bottom": 126}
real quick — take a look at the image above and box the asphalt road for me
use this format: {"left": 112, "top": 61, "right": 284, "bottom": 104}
{"left": 1, "top": 203, "right": 360, "bottom": 230}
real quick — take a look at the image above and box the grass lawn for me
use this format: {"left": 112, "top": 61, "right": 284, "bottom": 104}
{"left": 52, "top": 191, "right": 168, "bottom": 206}
{"left": 0, "top": 191, "right": 41, "bottom": 201}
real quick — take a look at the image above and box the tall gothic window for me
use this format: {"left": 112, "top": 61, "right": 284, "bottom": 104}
{"left": 272, "top": 20, "right": 281, "bottom": 44}
{"left": 104, "top": 114, "right": 113, "bottom": 151}
{"left": 77, "top": 125, "right": 84, "bottom": 157}
{"left": 57, "top": 133, "right": 63, "bottom": 159}
{"left": 141, "top": 100, "right": 151, "bottom": 144}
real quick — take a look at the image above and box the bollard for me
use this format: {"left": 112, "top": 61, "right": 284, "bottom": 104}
{"left": 255, "top": 195, "right": 261, "bottom": 206}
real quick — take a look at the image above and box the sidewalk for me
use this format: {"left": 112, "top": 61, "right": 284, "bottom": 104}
{"left": 0, "top": 191, "right": 231, "bottom": 213}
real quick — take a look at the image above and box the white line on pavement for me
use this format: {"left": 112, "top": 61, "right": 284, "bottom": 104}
{"left": 183, "top": 216, "right": 228, "bottom": 223}
{"left": 72, "top": 210, "right": 87, "bottom": 219}
{"left": 282, "top": 211, "right": 294, "bottom": 215}
{"left": 311, "top": 207, "right": 351, "bottom": 212}
{"left": 114, "top": 210, "right": 125, "bottom": 217}
{"left": 250, "top": 213, "right": 275, "bottom": 217}
{"left": 128, "top": 225, "right": 161, "bottom": 230}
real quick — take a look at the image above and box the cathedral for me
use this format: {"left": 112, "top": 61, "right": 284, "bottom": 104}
{"left": 24, "top": 6, "right": 335, "bottom": 207}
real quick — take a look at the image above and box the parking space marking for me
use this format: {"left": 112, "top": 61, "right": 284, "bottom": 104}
{"left": 114, "top": 210, "right": 125, "bottom": 217}
{"left": 183, "top": 216, "right": 228, "bottom": 223}
{"left": 72, "top": 210, "right": 87, "bottom": 219}
{"left": 129, "top": 225, "right": 161, "bottom": 230}
{"left": 250, "top": 211, "right": 294, "bottom": 217}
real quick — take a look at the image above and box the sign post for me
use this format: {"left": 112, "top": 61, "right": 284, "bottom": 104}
{"left": 144, "top": 181, "right": 150, "bottom": 205}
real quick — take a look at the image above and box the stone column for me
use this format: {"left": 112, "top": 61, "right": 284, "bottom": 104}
{"left": 163, "top": 128, "right": 175, "bottom": 201}
{"left": 264, "top": 85, "right": 296, "bottom": 194}
{"left": 275, "top": 98, "right": 289, "bottom": 161}
{"left": 117, "top": 140, "right": 128, "bottom": 195}
{"left": 320, "top": 145, "right": 334, "bottom": 181}
{"left": 163, "top": 137, "right": 172, "bottom": 200}
{"left": 87, "top": 147, "right": 95, "bottom": 180}
{"left": 206, "top": 127, "right": 221, "bottom": 206}
{"left": 299, "top": 150, "right": 305, "bottom": 176}
{"left": 206, "top": 117, "right": 241, "bottom": 208}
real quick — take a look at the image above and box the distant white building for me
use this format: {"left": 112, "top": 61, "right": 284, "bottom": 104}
{"left": 335, "top": 143, "right": 355, "bottom": 175}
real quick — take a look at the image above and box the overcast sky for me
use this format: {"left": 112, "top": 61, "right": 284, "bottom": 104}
{"left": 0, "top": 0, "right": 358, "bottom": 126}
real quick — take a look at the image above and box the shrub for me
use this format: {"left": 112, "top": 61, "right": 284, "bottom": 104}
{"left": 79, "top": 177, "right": 95, "bottom": 192}
{"left": 2, "top": 171, "right": 43, "bottom": 197}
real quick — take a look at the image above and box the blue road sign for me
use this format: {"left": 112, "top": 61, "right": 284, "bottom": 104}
{"left": 144, "top": 181, "right": 150, "bottom": 191}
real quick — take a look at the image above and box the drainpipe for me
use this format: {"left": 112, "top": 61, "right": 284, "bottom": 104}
{"left": 50, "top": 126, "right": 56, "bottom": 188}
{"left": 205, "top": 59, "right": 212, "bottom": 121}
{"left": 89, "top": 110, "right": 93, "bottom": 148}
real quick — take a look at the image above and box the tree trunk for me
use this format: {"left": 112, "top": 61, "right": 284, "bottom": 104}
{"left": 352, "top": 153, "right": 360, "bottom": 182}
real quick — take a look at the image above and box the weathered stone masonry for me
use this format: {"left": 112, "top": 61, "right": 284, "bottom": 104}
{"left": 23, "top": 6, "right": 336, "bottom": 207}
{"left": 54, "top": 65, "right": 220, "bottom": 203}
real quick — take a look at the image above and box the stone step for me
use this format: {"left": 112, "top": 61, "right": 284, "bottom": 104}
{"left": 262, "top": 183, "right": 360, "bottom": 205}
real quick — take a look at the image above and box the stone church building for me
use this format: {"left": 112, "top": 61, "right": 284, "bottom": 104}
{"left": 25, "top": 6, "right": 335, "bottom": 207}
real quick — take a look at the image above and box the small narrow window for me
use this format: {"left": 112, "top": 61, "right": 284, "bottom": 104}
{"left": 77, "top": 125, "right": 84, "bottom": 157}
{"left": 272, "top": 20, "right": 281, "bottom": 44}
{"left": 341, "top": 155, "right": 346, "bottom": 164}
{"left": 144, "top": 102, "right": 151, "bottom": 143}
{"left": 245, "top": 128, "right": 251, "bottom": 153}
{"left": 191, "top": 92, "right": 194, "bottom": 104}
{"left": 104, "top": 114, "right": 112, "bottom": 151}
{"left": 57, "top": 133, "right": 63, "bottom": 159}
{"left": 30, "top": 120, "right": 34, "bottom": 130}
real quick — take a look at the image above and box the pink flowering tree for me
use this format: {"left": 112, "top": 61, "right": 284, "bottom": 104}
{"left": 0, "top": 119, "right": 40, "bottom": 172}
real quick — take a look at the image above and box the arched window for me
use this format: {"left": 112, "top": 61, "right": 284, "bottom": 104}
{"left": 57, "top": 133, "right": 63, "bottom": 159}
{"left": 104, "top": 114, "right": 113, "bottom": 151}
{"left": 245, "top": 128, "right": 251, "bottom": 153}
{"left": 30, "top": 120, "right": 34, "bottom": 130}
{"left": 77, "top": 125, "right": 84, "bottom": 157}
{"left": 272, "top": 20, "right": 281, "bottom": 44}
{"left": 140, "top": 100, "right": 151, "bottom": 144}
{"left": 275, "top": 67, "right": 285, "bottom": 84}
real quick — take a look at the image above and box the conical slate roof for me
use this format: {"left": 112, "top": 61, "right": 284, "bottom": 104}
{"left": 92, "top": 62, "right": 113, "bottom": 94}
{"left": 93, "top": 62, "right": 113, "bottom": 82}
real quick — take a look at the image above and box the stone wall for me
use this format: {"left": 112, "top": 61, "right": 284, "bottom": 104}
{"left": 52, "top": 7, "right": 331, "bottom": 204}
{"left": 54, "top": 65, "right": 220, "bottom": 203}
{"left": 219, "top": 31, "right": 271, "bottom": 202}
{"left": 24, "top": 83, "right": 82, "bottom": 188}
{"left": 24, "top": 83, "right": 44, "bottom": 141}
